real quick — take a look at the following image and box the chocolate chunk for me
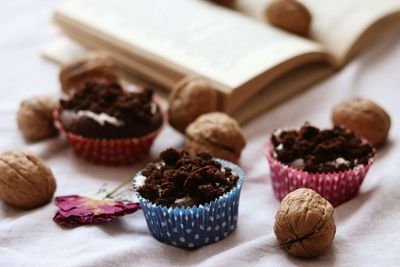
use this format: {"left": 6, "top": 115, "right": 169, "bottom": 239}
{"left": 137, "top": 148, "right": 239, "bottom": 207}
{"left": 272, "top": 124, "right": 374, "bottom": 173}
{"left": 160, "top": 148, "right": 181, "bottom": 165}
{"left": 59, "top": 82, "right": 163, "bottom": 138}
{"left": 299, "top": 123, "right": 319, "bottom": 140}
{"left": 196, "top": 184, "right": 222, "bottom": 204}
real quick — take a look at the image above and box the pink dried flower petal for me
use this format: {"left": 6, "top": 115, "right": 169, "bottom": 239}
{"left": 53, "top": 195, "right": 141, "bottom": 227}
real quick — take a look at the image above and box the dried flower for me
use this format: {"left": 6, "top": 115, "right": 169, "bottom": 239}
{"left": 53, "top": 195, "right": 141, "bottom": 227}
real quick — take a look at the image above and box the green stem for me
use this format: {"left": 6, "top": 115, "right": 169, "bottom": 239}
{"left": 104, "top": 175, "right": 134, "bottom": 199}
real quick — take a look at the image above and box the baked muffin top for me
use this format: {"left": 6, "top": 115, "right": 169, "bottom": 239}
{"left": 59, "top": 82, "right": 163, "bottom": 139}
{"left": 134, "top": 148, "right": 239, "bottom": 207}
{"left": 271, "top": 123, "right": 374, "bottom": 173}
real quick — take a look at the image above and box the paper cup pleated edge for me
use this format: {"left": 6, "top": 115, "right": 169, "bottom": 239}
{"left": 53, "top": 109, "right": 161, "bottom": 165}
{"left": 134, "top": 159, "right": 245, "bottom": 248}
{"left": 263, "top": 139, "right": 374, "bottom": 206}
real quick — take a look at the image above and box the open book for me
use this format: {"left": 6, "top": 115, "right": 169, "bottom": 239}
{"left": 45, "top": 0, "right": 400, "bottom": 123}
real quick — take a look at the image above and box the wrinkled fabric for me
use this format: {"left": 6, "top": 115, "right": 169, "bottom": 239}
{"left": 1, "top": 0, "right": 400, "bottom": 266}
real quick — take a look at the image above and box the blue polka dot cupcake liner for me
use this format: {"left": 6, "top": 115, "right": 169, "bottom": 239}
{"left": 134, "top": 159, "right": 245, "bottom": 248}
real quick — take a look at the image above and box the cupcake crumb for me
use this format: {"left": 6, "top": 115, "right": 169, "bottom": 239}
{"left": 59, "top": 82, "right": 163, "bottom": 138}
{"left": 271, "top": 123, "right": 374, "bottom": 173}
{"left": 136, "top": 148, "right": 239, "bottom": 207}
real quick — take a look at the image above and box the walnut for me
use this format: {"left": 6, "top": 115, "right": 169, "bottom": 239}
{"left": 185, "top": 112, "right": 246, "bottom": 163}
{"left": 17, "top": 96, "right": 59, "bottom": 142}
{"left": 168, "top": 76, "right": 219, "bottom": 133}
{"left": 208, "top": 0, "right": 236, "bottom": 7}
{"left": 0, "top": 150, "right": 57, "bottom": 209}
{"left": 332, "top": 98, "right": 391, "bottom": 147}
{"left": 274, "top": 188, "right": 336, "bottom": 258}
{"left": 59, "top": 52, "right": 118, "bottom": 94}
{"left": 266, "top": 0, "right": 312, "bottom": 36}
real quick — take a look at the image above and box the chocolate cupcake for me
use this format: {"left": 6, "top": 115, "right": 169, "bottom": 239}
{"left": 264, "top": 123, "right": 375, "bottom": 206}
{"left": 133, "top": 148, "right": 245, "bottom": 248}
{"left": 55, "top": 82, "right": 163, "bottom": 165}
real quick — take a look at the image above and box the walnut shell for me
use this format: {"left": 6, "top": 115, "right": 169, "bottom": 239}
{"left": 60, "top": 52, "right": 118, "bottom": 94}
{"left": 209, "top": 0, "right": 236, "bottom": 7}
{"left": 332, "top": 98, "right": 391, "bottom": 147}
{"left": 17, "top": 96, "right": 59, "bottom": 142}
{"left": 168, "top": 76, "right": 219, "bottom": 133}
{"left": 266, "top": 0, "right": 312, "bottom": 36}
{"left": 0, "top": 150, "right": 56, "bottom": 209}
{"left": 185, "top": 112, "right": 246, "bottom": 163}
{"left": 274, "top": 188, "right": 336, "bottom": 258}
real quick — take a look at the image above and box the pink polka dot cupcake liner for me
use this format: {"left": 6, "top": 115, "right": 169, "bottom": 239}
{"left": 263, "top": 139, "right": 374, "bottom": 206}
{"left": 54, "top": 109, "right": 161, "bottom": 165}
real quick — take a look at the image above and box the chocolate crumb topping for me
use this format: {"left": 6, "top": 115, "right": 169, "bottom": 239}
{"left": 136, "top": 148, "right": 239, "bottom": 207}
{"left": 59, "top": 82, "right": 163, "bottom": 138}
{"left": 271, "top": 123, "right": 374, "bottom": 173}
{"left": 60, "top": 82, "right": 158, "bottom": 123}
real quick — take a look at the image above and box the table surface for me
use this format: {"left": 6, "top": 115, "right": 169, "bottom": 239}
{"left": 1, "top": 1, "right": 400, "bottom": 266}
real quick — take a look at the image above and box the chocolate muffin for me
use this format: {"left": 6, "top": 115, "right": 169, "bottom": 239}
{"left": 134, "top": 148, "right": 239, "bottom": 207}
{"left": 59, "top": 82, "right": 163, "bottom": 139}
{"left": 271, "top": 123, "right": 374, "bottom": 173}
{"left": 265, "top": 123, "right": 375, "bottom": 206}
{"left": 133, "top": 148, "right": 245, "bottom": 248}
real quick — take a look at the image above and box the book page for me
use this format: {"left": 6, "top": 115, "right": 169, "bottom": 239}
{"left": 232, "top": 61, "right": 333, "bottom": 124}
{"left": 55, "top": 0, "right": 327, "bottom": 92}
{"left": 235, "top": 0, "right": 272, "bottom": 21}
{"left": 303, "top": 0, "right": 400, "bottom": 62}
{"left": 236, "top": 0, "right": 400, "bottom": 62}
{"left": 43, "top": 36, "right": 332, "bottom": 124}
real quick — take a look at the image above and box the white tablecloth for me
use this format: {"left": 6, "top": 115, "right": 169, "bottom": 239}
{"left": 1, "top": 1, "right": 400, "bottom": 266}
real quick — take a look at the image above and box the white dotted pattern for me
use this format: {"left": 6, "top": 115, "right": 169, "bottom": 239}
{"left": 135, "top": 159, "right": 244, "bottom": 248}
{"left": 264, "top": 140, "right": 374, "bottom": 206}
